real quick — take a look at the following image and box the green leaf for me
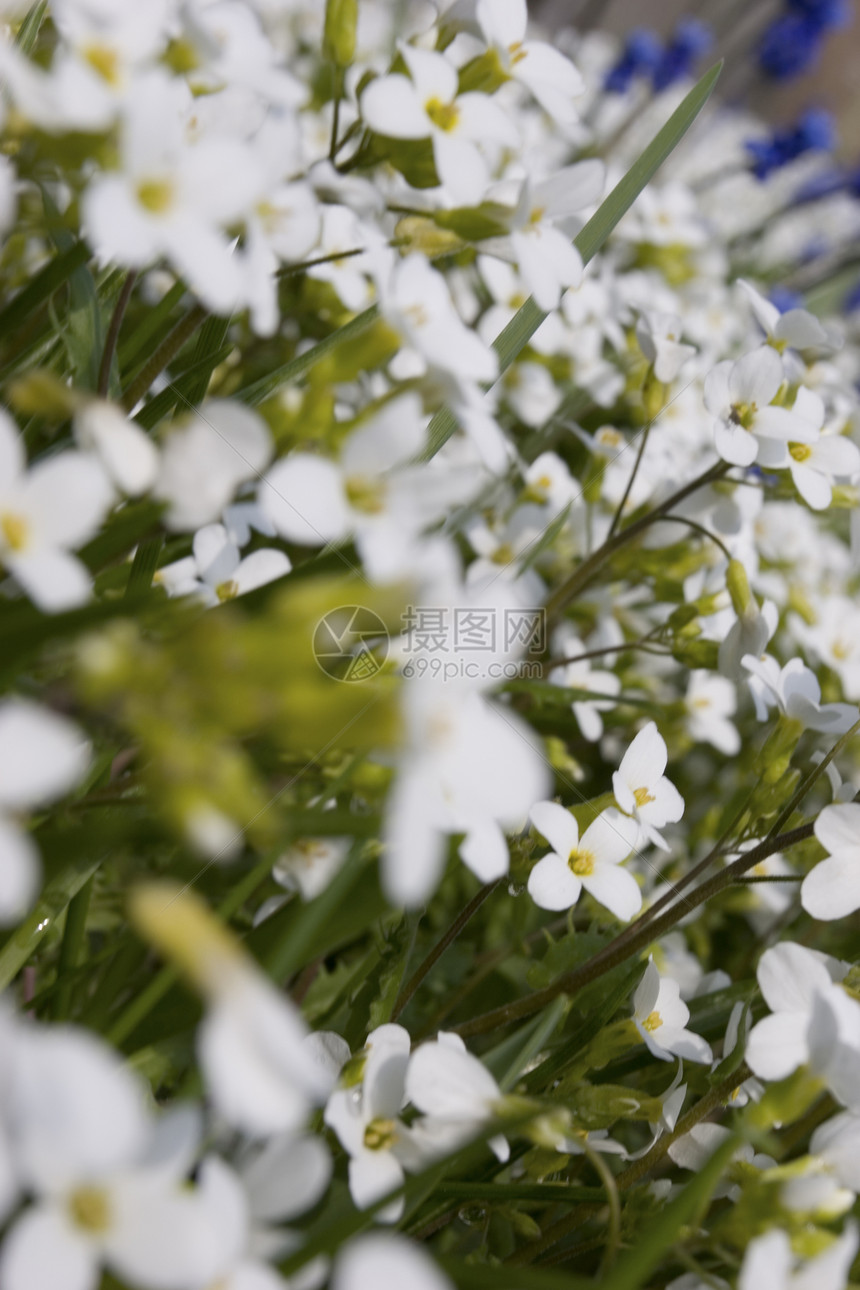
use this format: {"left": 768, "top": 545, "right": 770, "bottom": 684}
{"left": 235, "top": 304, "right": 380, "bottom": 406}
{"left": 441, "top": 1260, "right": 591, "bottom": 1290}
{"left": 248, "top": 844, "right": 385, "bottom": 983}
{"left": 181, "top": 314, "right": 234, "bottom": 405}
{"left": 486, "top": 996, "right": 569, "bottom": 1091}
{"left": 599, "top": 1135, "right": 738, "bottom": 1290}
{"left": 420, "top": 61, "right": 722, "bottom": 461}
{"left": 14, "top": 1, "right": 48, "bottom": 54}
{"left": 118, "top": 281, "right": 186, "bottom": 368}
{"left": 0, "top": 856, "right": 101, "bottom": 992}
{"left": 0, "top": 242, "right": 90, "bottom": 341}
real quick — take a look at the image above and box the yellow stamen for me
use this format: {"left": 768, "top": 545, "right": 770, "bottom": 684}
{"left": 569, "top": 848, "right": 595, "bottom": 877}
{"left": 425, "top": 97, "right": 460, "bottom": 132}
{"left": 136, "top": 179, "right": 174, "bottom": 215}
{"left": 364, "top": 1117, "right": 398, "bottom": 1151}
{"left": 345, "top": 475, "right": 386, "bottom": 515}
{"left": 69, "top": 1186, "right": 111, "bottom": 1233}
{"left": 83, "top": 42, "right": 121, "bottom": 86}
{"left": 0, "top": 512, "right": 28, "bottom": 552}
{"left": 643, "top": 1010, "right": 663, "bottom": 1032}
{"left": 634, "top": 787, "right": 655, "bottom": 808}
{"left": 789, "top": 443, "right": 812, "bottom": 463}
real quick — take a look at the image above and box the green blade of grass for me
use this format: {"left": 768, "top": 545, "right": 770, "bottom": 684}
{"left": 421, "top": 60, "right": 722, "bottom": 461}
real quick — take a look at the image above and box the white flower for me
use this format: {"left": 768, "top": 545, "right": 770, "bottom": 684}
{"left": 481, "top": 162, "right": 605, "bottom": 311}
{"left": 406, "top": 1032, "right": 509, "bottom": 1163}
{"left": 130, "top": 883, "right": 333, "bottom": 1137}
{"left": 685, "top": 671, "right": 740, "bottom": 755}
{"left": 0, "top": 700, "right": 90, "bottom": 924}
{"left": 738, "top": 278, "right": 831, "bottom": 356}
{"left": 384, "top": 681, "right": 549, "bottom": 906}
{"left": 612, "top": 722, "right": 684, "bottom": 851}
{"left": 380, "top": 254, "right": 498, "bottom": 385}
{"left": 527, "top": 801, "right": 640, "bottom": 919}
{"left": 155, "top": 401, "right": 272, "bottom": 532}
{"left": 272, "top": 837, "right": 351, "bottom": 903}
{"left": 189, "top": 1136, "right": 332, "bottom": 1290}
{"left": 704, "top": 347, "right": 818, "bottom": 468}
{"left": 745, "top": 942, "right": 860, "bottom": 1107}
{"left": 738, "top": 1224, "right": 858, "bottom": 1290}
{"left": 360, "top": 45, "right": 516, "bottom": 205}
{"left": 260, "top": 394, "right": 476, "bottom": 580}
{"left": 636, "top": 311, "right": 696, "bottom": 384}
{"left": 332, "top": 1234, "right": 453, "bottom": 1290}
{"left": 718, "top": 595, "right": 778, "bottom": 685}
{"left": 0, "top": 409, "right": 113, "bottom": 612}
{"left": 786, "top": 430, "right": 860, "bottom": 511}
{"left": 475, "top": 0, "right": 584, "bottom": 130}
{"left": 809, "top": 1112, "right": 860, "bottom": 1194}
{"left": 741, "top": 654, "right": 858, "bottom": 733}
{"left": 668, "top": 1123, "right": 771, "bottom": 1198}
{"left": 801, "top": 803, "right": 860, "bottom": 922}
{"left": 0, "top": 1022, "right": 211, "bottom": 1290}
{"left": 325, "top": 1025, "right": 418, "bottom": 1222}
{"left": 82, "top": 72, "right": 259, "bottom": 313}
{"left": 549, "top": 643, "right": 621, "bottom": 743}
{"left": 73, "top": 400, "right": 159, "bottom": 497}
{"left": 156, "top": 523, "right": 291, "bottom": 605}
{"left": 632, "top": 960, "right": 713, "bottom": 1063}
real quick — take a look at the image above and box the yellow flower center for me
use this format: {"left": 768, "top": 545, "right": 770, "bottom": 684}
{"left": 364, "top": 1117, "right": 398, "bottom": 1151}
{"left": 643, "top": 1010, "right": 663, "bottom": 1032}
{"left": 789, "top": 442, "right": 812, "bottom": 463}
{"left": 634, "top": 787, "right": 655, "bottom": 808}
{"left": 528, "top": 205, "right": 546, "bottom": 226}
{"left": 69, "top": 1185, "right": 111, "bottom": 1233}
{"left": 345, "top": 474, "right": 386, "bottom": 515}
{"left": 216, "top": 580, "right": 238, "bottom": 602}
{"left": 729, "top": 401, "right": 756, "bottom": 430}
{"left": 425, "top": 97, "right": 460, "bottom": 132}
{"left": 136, "top": 179, "right": 175, "bottom": 215}
{"left": 83, "top": 42, "right": 121, "bottom": 86}
{"left": 569, "top": 847, "right": 595, "bottom": 877}
{"left": 508, "top": 40, "right": 528, "bottom": 66}
{"left": 0, "top": 511, "right": 29, "bottom": 552}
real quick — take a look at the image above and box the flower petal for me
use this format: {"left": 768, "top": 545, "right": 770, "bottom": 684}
{"left": 527, "top": 853, "right": 581, "bottom": 911}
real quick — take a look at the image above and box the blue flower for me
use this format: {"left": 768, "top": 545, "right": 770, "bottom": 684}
{"left": 769, "top": 286, "right": 804, "bottom": 313}
{"left": 651, "top": 19, "right": 713, "bottom": 91}
{"left": 604, "top": 28, "right": 662, "bottom": 93}
{"left": 758, "top": 14, "right": 825, "bottom": 79}
{"left": 745, "top": 108, "right": 837, "bottom": 179}
{"left": 785, "top": 0, "right": 852, "bottom": 29}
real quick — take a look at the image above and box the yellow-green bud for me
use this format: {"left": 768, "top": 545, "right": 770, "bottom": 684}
{"left": 323, "top": 0, "right": 357, "bottom": 67}
{"left": 726, "top": 559, "right": 756, "bottom": 621}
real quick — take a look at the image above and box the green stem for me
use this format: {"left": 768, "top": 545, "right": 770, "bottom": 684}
{"left": 108, "top": 850, "right": 276, "bottom": 1046}
{"left": 122, "top": 304, "right": 207, "bottom": 411}
{"left": 614, "top": 1065, "right": 752, "bottom": 1191}
{"left": 769, "top": 716, "right": 860, "bottom": 838}
{"left": 545, "top": 460, "right": 729, "bottom": 622}
{"left": 585, "top": 1139, "right": 621, "bottom": 1273}
{"left": 391, "top": 880, "right": 499, "bottom": 1022}
{"left": 606, "top": 421, "right": 652, "bottom": 541}
{"left": 454, "top": 823, "right": 814, "bottom": 1039}
{"left": 52, "top": 876, "right": 94, "bottom": 1019}
{"left": 98, "top": 270, "right": 137, "bottom": 398}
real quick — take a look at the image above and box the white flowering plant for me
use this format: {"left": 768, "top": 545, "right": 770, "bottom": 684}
{"left": 2, "top": 0, "right": 860, "bottom": 1287}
